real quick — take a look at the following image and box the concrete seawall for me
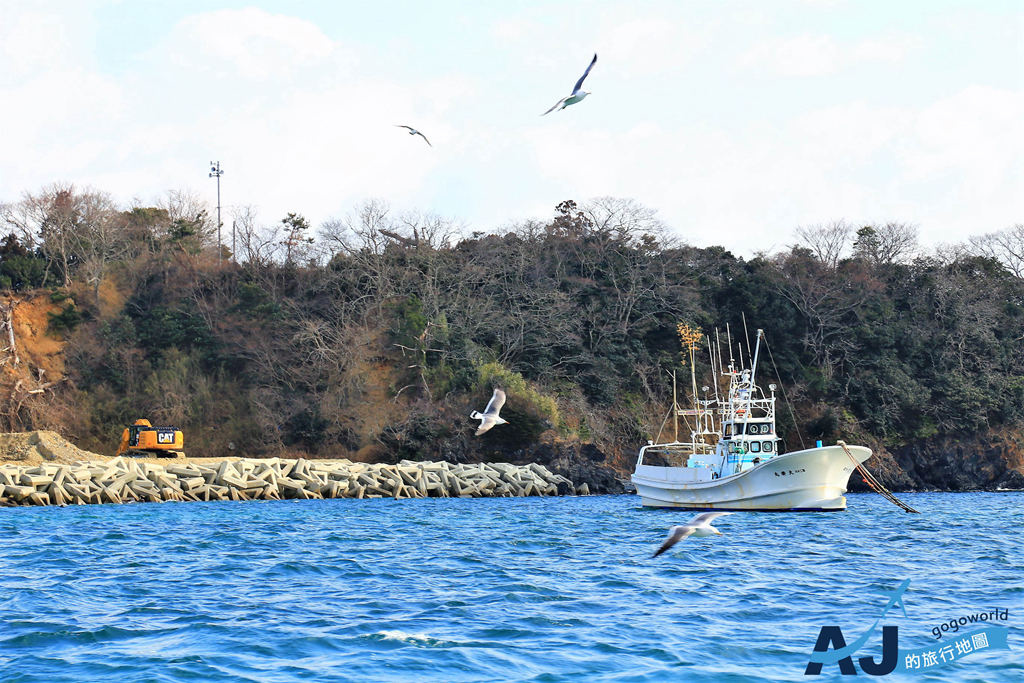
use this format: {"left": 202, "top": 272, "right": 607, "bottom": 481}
{"left": 0, "top": 457, "right": 589, "bottom": 506}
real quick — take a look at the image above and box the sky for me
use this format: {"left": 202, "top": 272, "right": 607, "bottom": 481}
{"left": 0, "top": 0, "right": 1021, "bottom": 255}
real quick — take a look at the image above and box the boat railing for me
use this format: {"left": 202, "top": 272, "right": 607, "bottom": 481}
{"left": 721, "top": 397, "right": 775, "bottom": 420}
{"left": 638, "top": 441, "right": 716, "bottom": 468}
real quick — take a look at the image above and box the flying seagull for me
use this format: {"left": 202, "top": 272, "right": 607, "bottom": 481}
{"left": 471, "top": 388, "right": 508, "bottom": 436}
{"left": 542, "top": 53, "right": 598, "bottom": 116}
{"left": 652, "top": 512, "right": 733, "bottom": 558}
{"left": 395, "top": 125, "right": 432, "bottom": 147}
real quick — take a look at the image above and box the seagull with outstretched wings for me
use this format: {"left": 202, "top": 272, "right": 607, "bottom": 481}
{"left": 542, "top": 53, "right": 598, "bottom": 115}
{"left": 471, "top": 388, "right": 508, "bottom": 436}
{"left": 395, "top": 125, "right": 432, "bottom": 147}
{"left": 652, "top": 512, "right": 733, "bottom": 558}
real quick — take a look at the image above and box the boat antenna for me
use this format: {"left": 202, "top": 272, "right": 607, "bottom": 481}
{"left": 725, "top": 323, "right": 735, "bottom": 370}
{"left": 715, "top": 327, "right": 724, "bottom": 374}
{"left": 749, "top": 329, "right": 763, "bottom": 385}
{"left": 707, "top": 334, "right": 722, "bottom": 404}
{"left": 672, "top": 369, "right": 679, "bottom": 442}
{"left": 742, "top": 311, "right": 753, "bottom": 365}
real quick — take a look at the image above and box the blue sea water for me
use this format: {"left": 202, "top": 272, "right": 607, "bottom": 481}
{"left": 0, "top": 492, "right": 1020, "bottom": 682}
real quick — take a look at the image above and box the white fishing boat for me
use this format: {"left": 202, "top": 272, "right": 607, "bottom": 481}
{"left": 631, "top": 326, "right": 872, "bottom": 511}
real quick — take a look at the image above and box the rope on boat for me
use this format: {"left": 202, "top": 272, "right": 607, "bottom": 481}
{"left": 837, "top": 440, "right": 920, "bottom": 514}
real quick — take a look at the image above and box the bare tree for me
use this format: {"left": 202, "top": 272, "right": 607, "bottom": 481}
{"left": 970, "top": 224, "right": 1024, "bottom": 278}
{"left": 2, "top": 184, "right": 126, "bottom": 288}
{"left": 395, "top": 210, "right": 462, "bottom": 250}
{"left": 320, "top": 199, "right": 394, "bottom": 257}
{"left": 161, "top": 189, "right": 211, "bottom": 231}
{"left": 773, "top": 249, "right": 877, "bottom": 381}
{"left": 794, "top": 221, "right": 851, "bottom": 269}
{"left": 232, "top": 205, "right": 283, "bottom": 268}
{"left": 159, "top": 188, "right": 215, "bottom": 252}
{"left": 582, "top": 196, "right": 670, "bottom": 245}
{"left": 0, "top": 199, "right": 45, "bottom": 251}
{"left": 319, "top": 201, "right": 401, "bottom": 315}
{"left": 852, "top": 222, "right": 919, "bottom": 265}
{"left": 68, "top": 190, "right": 127, "bottom": 299}
{"left": 24, "top": 183, "right": 78, "bottom": 285}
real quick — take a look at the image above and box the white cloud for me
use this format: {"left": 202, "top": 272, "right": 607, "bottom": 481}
{"left": 738, "top": 34, "right": 841, "bottom": 77}
{"left": 736, "top": 33, "right": 920, "bottom": 77}
{"left": 0, "top": 4, "right": 82, "bottom": 83}
{"left": 167, "top": 8, "right": 340, "bottom": 81}
{"left": 521, "top": 83, "right": 1022, "bottom": 252}
{"left": 0, "top": 4, "right": 123, "bottom": 187}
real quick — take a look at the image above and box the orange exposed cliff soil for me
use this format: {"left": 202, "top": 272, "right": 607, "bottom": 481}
{"left": 1, "top": 292, "right": 67, "bottom": 381}
{"left": 0, "top": 292, "right": 72, "bottom": 429}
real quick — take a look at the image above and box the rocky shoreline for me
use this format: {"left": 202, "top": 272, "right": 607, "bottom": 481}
{"left": 0, "top": 456, "right": 588, "bottom": 507}
{"left": 844, "top": 429, "right": 1024, "bottom": 493}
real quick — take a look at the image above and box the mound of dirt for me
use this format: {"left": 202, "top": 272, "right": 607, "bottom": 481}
{"left": 0, "top": 430, "right": 109, "bottom": 465}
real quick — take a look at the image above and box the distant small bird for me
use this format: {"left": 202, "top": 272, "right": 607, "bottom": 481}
{"left": 652, "top": 512, "right": 733, "bottom": 558}
{"left": 395, "top": 125, "right": 432, "bottom": 147}
{"left": 542, "top": 53, "right": 598, "bottom": 116}
{"left": 471, "top": 388, "right": 507, "bottom": 436}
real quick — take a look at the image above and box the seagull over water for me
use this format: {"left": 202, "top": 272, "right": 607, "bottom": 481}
{"left": 395, "top": 125, "right": 432, "bottom": 147}
{"left": 652, "top": 512, "right": 733, "bottom": 558}
{"left": 471, "top": 388, "right": 508, "bottom": 436}
{"left": 542, "top": 53, "right": 598, "bottom": 116}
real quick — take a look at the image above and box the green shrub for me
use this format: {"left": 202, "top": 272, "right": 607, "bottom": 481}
{"left": 47, "top": 303, "right": 84, "bottom": 337}
{"left": 477, "top": 362, "right": 558, "bottom": 421}
{"left": 475, "top": 362, "right": 559, "bottom": 444}
{"left": 0, "top": 254, "right": 47, "bottom": 291}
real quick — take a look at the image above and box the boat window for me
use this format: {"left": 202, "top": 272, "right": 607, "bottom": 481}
{"left": 762, "top": 441, "right": 773, "bottom": 452}
{"left": 728, "top": 441, "right": 737, "bottom": 454}
{"left": 749, "top": 441, "right": 761, "bottom": 453}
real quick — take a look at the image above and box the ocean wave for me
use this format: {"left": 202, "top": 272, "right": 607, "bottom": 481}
{"left": 0, "top": 492, "right": 1020, "bottom": 681}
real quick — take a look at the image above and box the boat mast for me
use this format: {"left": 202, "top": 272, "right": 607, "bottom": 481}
{"left": 726, "top": 323, "right": 735, "bottom": 371}
{"left": 708, "top": 334, "right": 722, "bottom": 405}
{"left": 672, "top": 370, "right": 678, "bottom": 442}
{"left": 744, "top": 329, "right": 764, "bottom": 421}
{"left": 690, "top": 341, "right": 700, "bottom": 425}
{"left": 742, "top": 312, "right": 753, "bottom": 365}
{"left": 750, "top": 329, "right": 763, "bottom": 384}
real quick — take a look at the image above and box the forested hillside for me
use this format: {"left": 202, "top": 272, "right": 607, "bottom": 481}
{"left": 2, "top": 185, "right": 1022, "bottom": 490}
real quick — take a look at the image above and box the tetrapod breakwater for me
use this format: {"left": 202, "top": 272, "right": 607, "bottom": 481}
{"left": 0, "top": 456, "right": 589, "bottom": 506}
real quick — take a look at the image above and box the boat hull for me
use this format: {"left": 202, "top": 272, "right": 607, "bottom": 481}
{"left": 631, "top": 445, "right": 872, "bottom": 511}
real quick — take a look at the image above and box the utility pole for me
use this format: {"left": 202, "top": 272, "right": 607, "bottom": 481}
{"left": 209, "top": 161, "right": 224, "bottom": 265}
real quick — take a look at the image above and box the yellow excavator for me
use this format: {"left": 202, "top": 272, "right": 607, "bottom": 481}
{"left": 117, "top": 419, "right": 185, "bottom": 458}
